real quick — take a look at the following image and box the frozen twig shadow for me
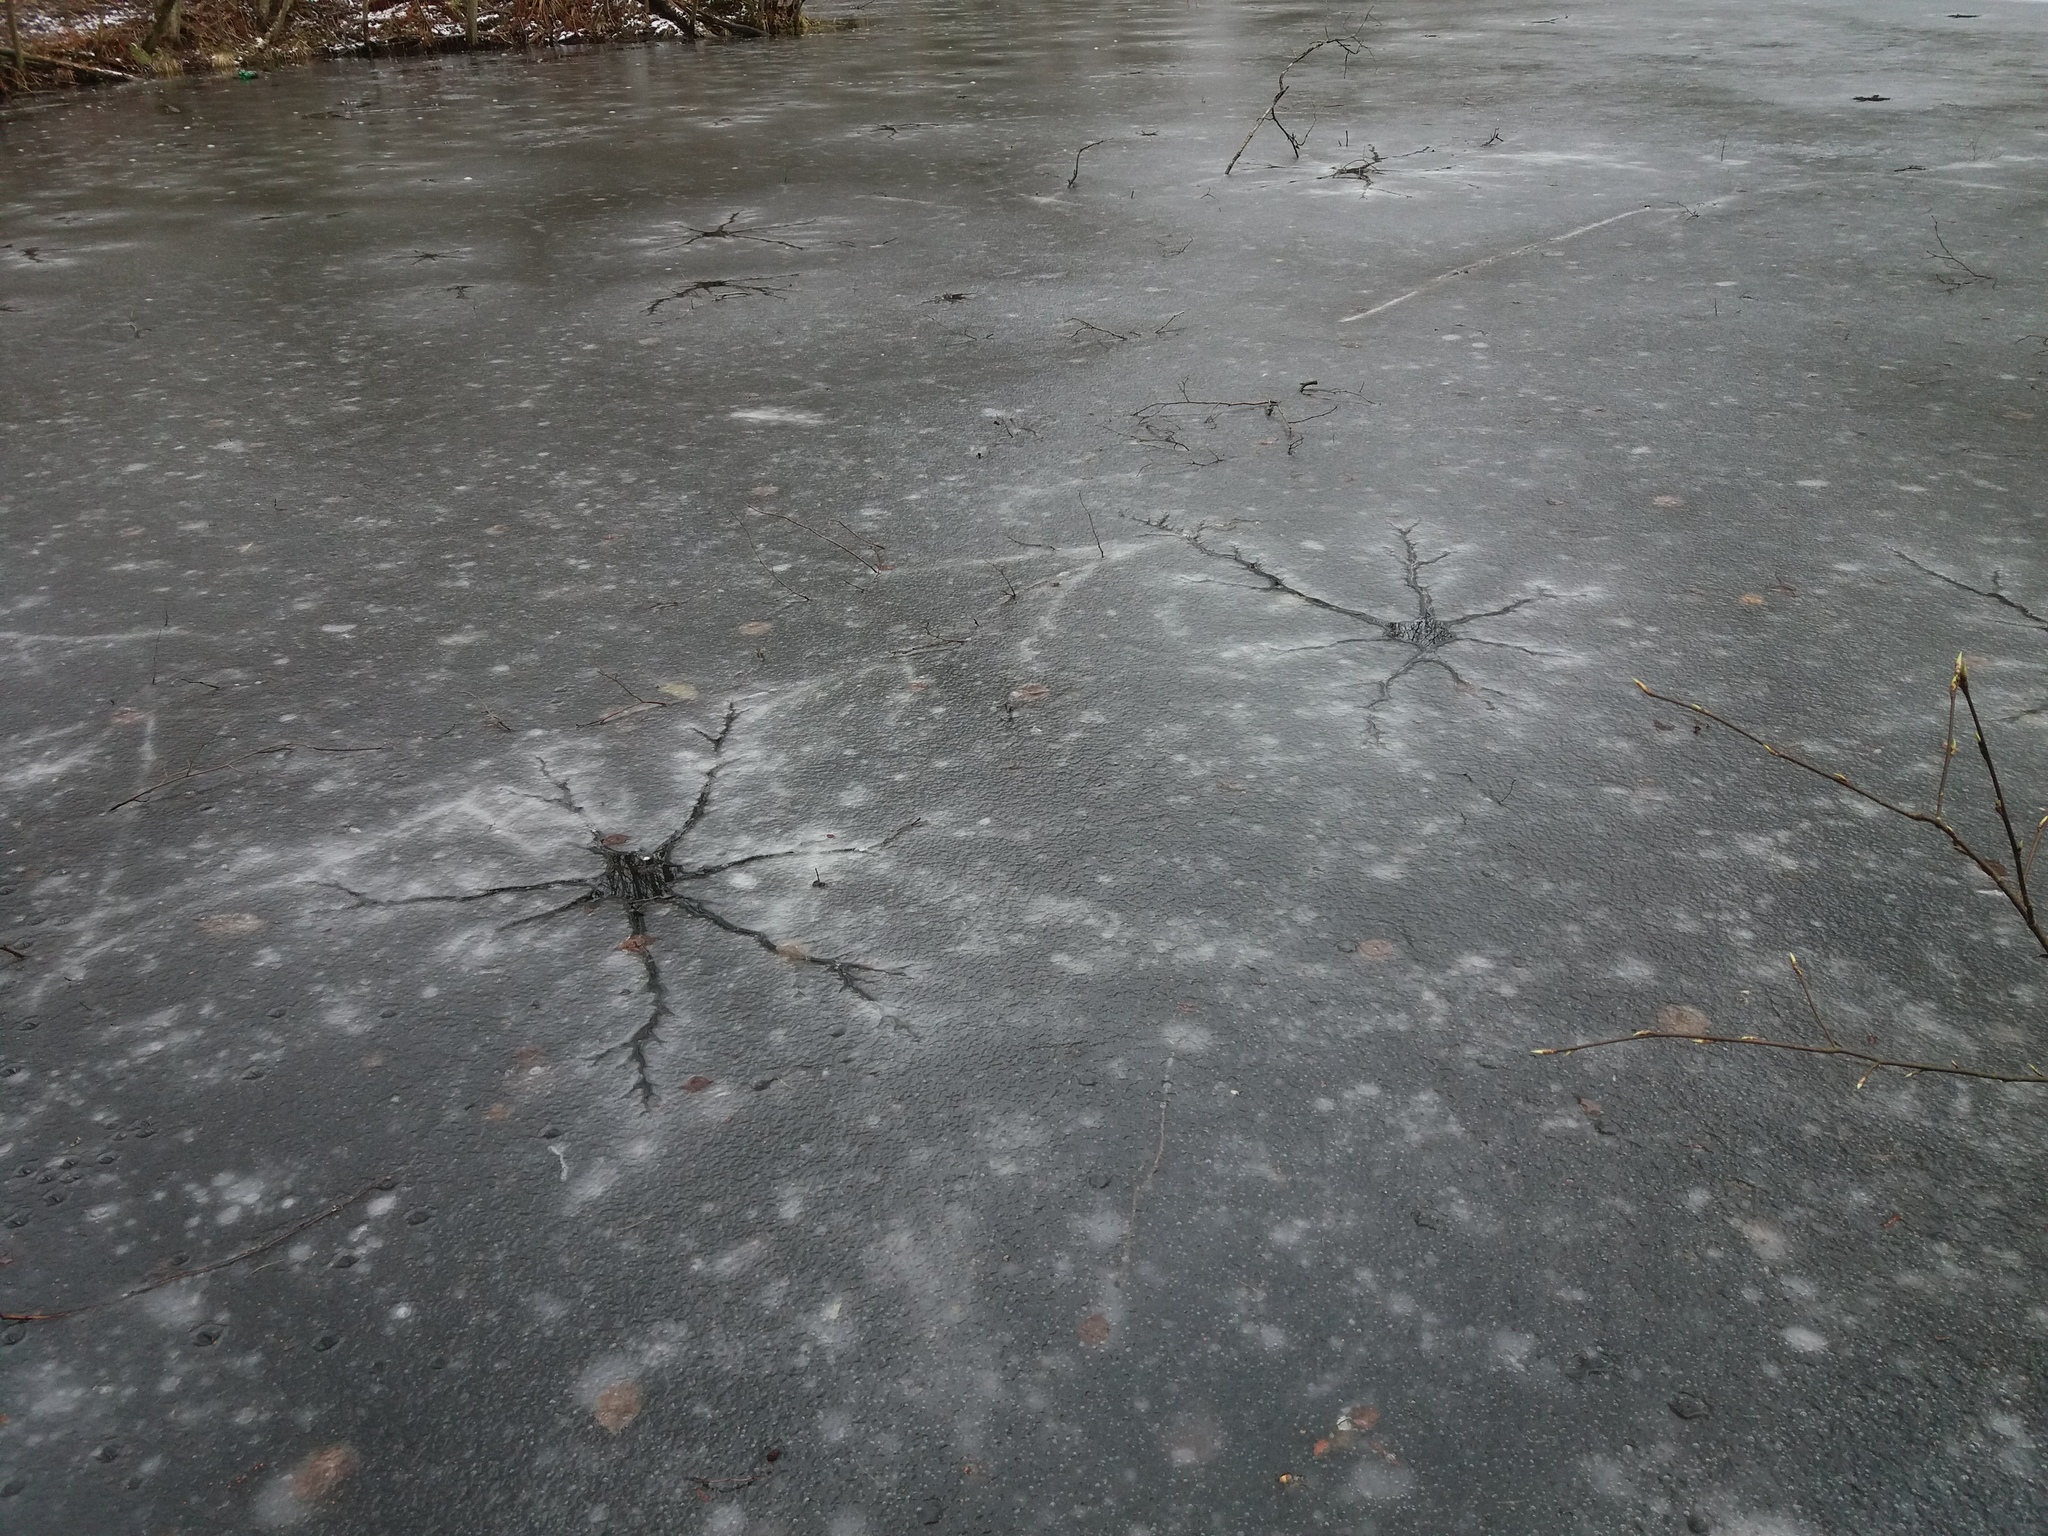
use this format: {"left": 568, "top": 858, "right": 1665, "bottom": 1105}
{"left": 646, "top": 276, "right": 794, "bottom": 316}
{"left": 328, "top": 706, "right": 921, "bottom": 1106}
{"left": 1141, "top": 518, "right": 1552, "bottom": 733}
{"left": 1127, "top": 378, "right": 1364, "bottom": 462}
{"left": 1324, "top": 146, "right": 1385, "bottom": 183}
{"left": 2, "top": 1178, "right": 391, "bottom": 1326}
{"left": 1928, "top": 220, "right": 1993, "bottom": 292}
{"left": 106, "top": 739, "right": 387, "bottom": 814}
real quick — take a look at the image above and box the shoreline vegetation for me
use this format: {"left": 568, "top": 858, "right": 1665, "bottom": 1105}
{"left": 0, "top": 0, "right": 827, "bottom": 99}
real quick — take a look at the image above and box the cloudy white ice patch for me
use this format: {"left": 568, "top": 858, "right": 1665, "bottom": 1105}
{"left": 729, "top": 406, "right": 825, "bottom": 425}
{"left": 1492, "top": 1330, "right": 1537, "bottom": 1371}
{"left": 1780, "top": 1326, "right": 1829, "bottom": 1354}
{"left": 1350, "top": 1459, "right": 1418, "bottom": 1502}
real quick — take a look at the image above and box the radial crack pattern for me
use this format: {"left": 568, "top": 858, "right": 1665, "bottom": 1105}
{"left": 1158, "top": 520, "right": 1551, "bottom": 731}
{"left": 329, "top": 706, "right": 918, "bottom": 1105}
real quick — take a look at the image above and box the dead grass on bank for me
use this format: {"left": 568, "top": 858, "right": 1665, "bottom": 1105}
{"left": 0, "top": 0, "right": 825, "bottom": 98}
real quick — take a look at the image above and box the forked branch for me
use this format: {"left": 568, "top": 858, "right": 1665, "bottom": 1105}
{"left": 1635, "top": 661, "right": 2048, "bottom": 957}
{"left": 1536, "top": 955, "right": 2047, "bottom": 1086}
{"left": 1225, "top": 35, "right": 1362, "bottom": 175}
{"left": 1536, "top": 1029, "right": 2047, "bottom": 1086}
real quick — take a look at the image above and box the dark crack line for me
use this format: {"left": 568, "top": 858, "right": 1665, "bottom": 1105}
{"left": 326, "top": 707, "right": 916, "bottom": 1107}
{"left": 671, "top": 893, "right": 905, "bottom": 1001}
{"left": 1150, "top": 520, "right": 1551, "bottom": 731}
{"left": 499, "top": 891, "right": 608, "bottom": 928}
{"left": 1444, "top": 594, "right": 1550, "bottom": 627}
{"left": 1890, "top": 547, "right": 2048, "bottom": 630}
{"left": 1456, "top": 633, "right": 1558, "bottom": 658}
{"left": 676, "top": 701, "right": 741, "bottom": 842}
{"left": 325, "top": 877, "right": 596, "bottom": 911}
{"left": 1189, "top": 538, "right": 1388, "bottom": 626}
{"left": 1890, "top": 547, "right": 2048, "bottom": 720}
{"left": 610, "top": 906, "right": 672, "bottom": 1110}
{"left": 531, "top": 757, "right": 587, "bottom": 818}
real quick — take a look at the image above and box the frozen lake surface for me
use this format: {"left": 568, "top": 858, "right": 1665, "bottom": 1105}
{"left": 3, "top": 1, "right": 2046, "bottom": 1530}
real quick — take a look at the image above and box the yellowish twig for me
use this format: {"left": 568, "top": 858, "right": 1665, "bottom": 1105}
{"left": 1634, "top": 672, "right": 2048, "bottom": 957}
{"left": 1533, "top": 1030, "right": 2045, "bottom": 1086}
